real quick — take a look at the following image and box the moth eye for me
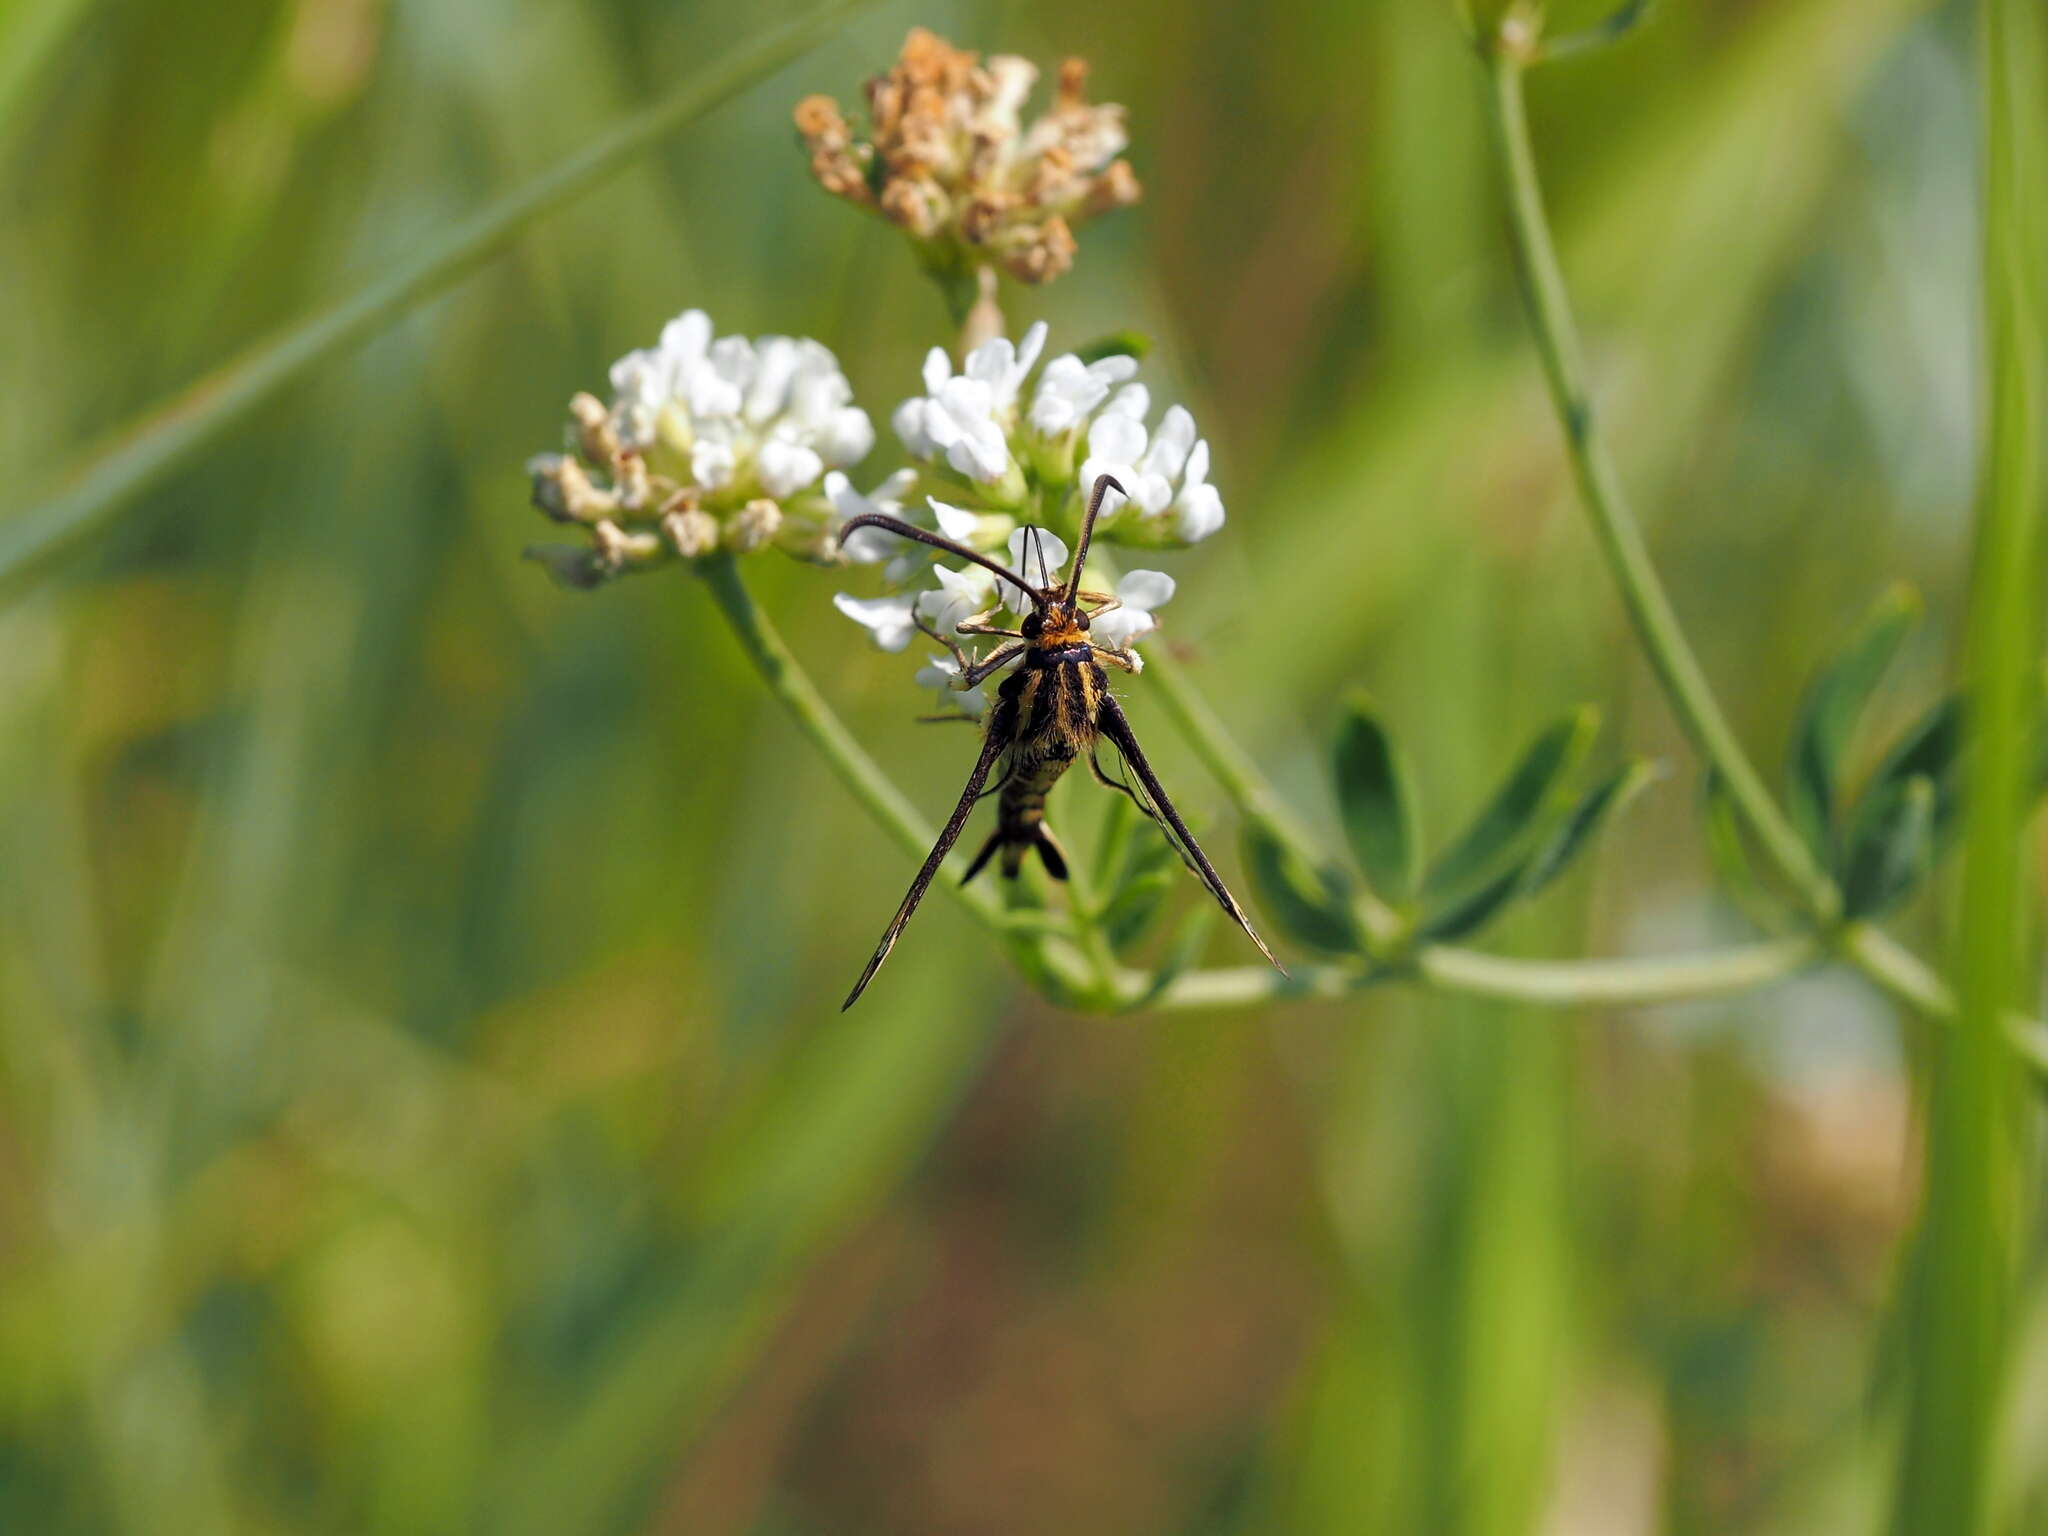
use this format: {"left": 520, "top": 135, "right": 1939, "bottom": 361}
{"left": 1074, "top": 609, "right": 1091, "bottom": 631}
{"left": 1021, "top": 614, "right": 1043, "bottom": 638}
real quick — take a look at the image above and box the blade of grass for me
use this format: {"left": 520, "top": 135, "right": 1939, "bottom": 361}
{"left": 0, "top": 0, "right": 99, "bottom": 150}
{"left": 0, "top": 0, "right": 881, "bottom": 596}
{"left": 1891, "top": 0, "right": 2042, "bottom": 1528}
{"left": 495, "top": 964, "right": 995, "bottom": 1536}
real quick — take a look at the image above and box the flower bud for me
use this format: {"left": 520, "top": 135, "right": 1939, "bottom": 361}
{"left": 569, "top": 392, "right": 618, "bottom": 462}
{"left": 726, "top": 497, "right": 784, "bottom": 553}
{"left": 662, "top": 506, "right": 720, "bottom": 560}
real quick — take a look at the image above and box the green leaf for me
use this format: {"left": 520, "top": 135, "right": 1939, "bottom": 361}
{"left": 1786, "top": 584, "right": 1920, "bottom": 864}
{"left": 1101, "top": 870, "right": 1176, "bottom": 951}
{"left": 1418, "top": 759, "right": 1657, "bottom": 942}
{"left": 1423, "top": 707, "right": 1598, "bottom": 902}
{"left": 1844, "top": 693, "right": 1962, "bottom": 863}
{"left": 1124, "top": 819, "right": 1183, "bottom": 882}
{"left": 1417, "top": 864, "right": 1529, "bottom": 944}
{"left": 1520, "top": 759, "right": 1660, "bottom": 898}
{"left": 1073, "top": 331, "right": 1152, "bottom": 365}
{"left": 1092, "top": 793, "right": 1137, "bottom": 891}
{"left": 1702, "top": 770, "right": 1798, "bottom": 930}
{"left": 1842, "top": 774, "right": 1937, "bottom": 917}
{"left": 1242, "top": 821, "right": 1360, "bottom": 955}
{"left": 1131, "top": 904, "right": 1219, "bottom": 1010}
{"left": 1332, "top": 695, "right": 1421, "bottom": 903}
{"left": 1537, "top": 0, "right": 1658, "bottom": 63}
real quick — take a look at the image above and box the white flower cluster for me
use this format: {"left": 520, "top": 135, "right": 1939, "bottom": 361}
{"left": 525, "top": 310, "right": 878, "bottom": 584}
{"left": 604, "top": 310, "right": 874, "bottom": 493}
{"left": 524, "top": 309, "right": 1223, "bottom": 731}
{"left": 890, "top": 321, "right": 1226, "bottom": 546}
{"left": 827, "top": 322, "right": 1226, "bottom": 714}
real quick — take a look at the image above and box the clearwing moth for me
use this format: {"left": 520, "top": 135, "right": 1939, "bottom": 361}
{"left": 838, "top": 473, "right": 1283, "bottom": 1008}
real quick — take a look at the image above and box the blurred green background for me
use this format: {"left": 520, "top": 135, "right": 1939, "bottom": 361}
{"left": 2, "top": 0, "right": 2043, "bottom": 1530}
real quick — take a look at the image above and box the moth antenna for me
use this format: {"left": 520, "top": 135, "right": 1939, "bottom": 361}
{"left": 838, "top": 512, "right": 1040, "bottom": 602}
{"left": 1065, "top": 473, "right": 1126, "bottom": 604}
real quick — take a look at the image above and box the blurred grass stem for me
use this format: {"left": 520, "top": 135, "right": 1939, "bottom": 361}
{"left": 0, "top": 0, "right": 882, "bottom": 594}
{"left": 1893, "top": 0, "right": 2040, "bottom": 1524}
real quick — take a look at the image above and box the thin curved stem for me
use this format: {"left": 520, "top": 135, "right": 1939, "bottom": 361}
{"left": 1146, "top": 935, "right": 1821, "bottom": 1012}
{"left": 1481, "top": 31, "right": 2048, "bottom": 1082}
{"left": 699, "top": 555, "right": 1003, "bottom": 925}
{"left": 0, "top": 0, "right": 881, "bottom": 595}
{"left": 1482, "top": 46, "right": 1839, "bottom": 922}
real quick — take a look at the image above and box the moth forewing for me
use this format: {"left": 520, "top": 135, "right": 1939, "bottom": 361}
{"left": 1094, "top": 695, "right": 1284, "bottom": 973}
{"left": 841, "top": 698, "right": 1017, "bottom": 1011}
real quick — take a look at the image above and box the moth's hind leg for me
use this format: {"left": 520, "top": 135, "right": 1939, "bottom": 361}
{"left": 1089, "top": 743, "right": 1148, "bottom": 807}
{"left": 1033, "top": 823, "right": 1070, "bottom": 880}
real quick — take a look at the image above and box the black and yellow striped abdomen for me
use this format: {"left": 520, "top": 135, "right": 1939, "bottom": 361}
{"left": 988, "top": 649, "right": 1107, "bottom": 876}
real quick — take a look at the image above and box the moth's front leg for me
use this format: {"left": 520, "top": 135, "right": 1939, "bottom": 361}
{"left": 1077, "top": 590, "right": 1121, "bottom": 618}
{"left": 956, "top": 607, "right": 1023, "bottom": 640}
{"left": 1092, "top": 645, "right": 1141, "bottom": 674}
{"left": 962, "top": 639, "right": 1029, "bottom": 687}
{"left": 913, "top": 614, "right": 981, "bottom": 678}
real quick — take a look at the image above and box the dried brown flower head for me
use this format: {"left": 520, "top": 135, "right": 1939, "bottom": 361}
{"left": 794, "top": 29, "right": 1141, "bottom": 289}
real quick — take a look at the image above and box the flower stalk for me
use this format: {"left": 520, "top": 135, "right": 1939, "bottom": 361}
{"left": 1481, "top": 40, "right": 1839, "bottom": 925}
{"left": 1475, "top": 16, "right": 2048, "bottom": 1080}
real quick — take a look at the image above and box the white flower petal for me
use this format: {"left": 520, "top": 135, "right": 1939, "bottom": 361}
{"left": 1087, "top": 410, "right": 1148, "bottom": 463}
{"left": 820, "top": 406, "right": 874, "bottom": 466}
{"left": 833, "top": 592, "right": 920, "bottom": 652}
{"left": 1140, "top": 406, "right": 1196, "bottom": 480}
{"left": 916, "top": 563, "right": 997, "bottom": 635}
{"left": 1174, "top": 482, "right": 1225, "bottom": 542}
{"left": 1091, "top": 607, "right": 1155, "bottom": 649}
{"left": 757, "top": 437, "right": 823, "bottom": 499}
{"left": 1105, "top": 383, "right": 1151, "bottom": 420}
{"left": 743, "top": 337, "right": 800, "bottom": 424}
{"left": 658, "top": 310, "right": 712, "bottom": 367}
{"left": 893, "top": 398, "right": 935, "bottom": 457}
{"left": 927, "top": 496, "right": 981, "bottom": 543}
{"left": 1118, "top": 569, "right": 1177, "bottom": 610}
{"left": 921, "top": 346, "right": 952, "bottom": 396}
{"left": 915, "top": 651, "right": 988, "bottom": 718}
{"left": 691, "top": 436, "right": 736, "bottom": 490}
{"left": 1015, "top": 321, "right": 1048, "bottom": 379}
{"left": 964, "top": 336, "right": 1016, "bottom": 390}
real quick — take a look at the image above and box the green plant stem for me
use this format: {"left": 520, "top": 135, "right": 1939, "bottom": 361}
{"left": 1140, "top": 627, "right": 2048, "bottom": 1061}
{"left": 0, "top": 0, "right": 881, "bottom": 595}
{"left": 702, "top": 554, "right": 1849, "bottom": 1019}
{"left": 1893, "top": 0, "right": 2040, "bottom": 1524}
{"left": 697, "top": 556, "right": 1006, "bottom": 930}
{"left": 1478, "top": 35, "right": 2048, "bottom": 1069}
{"left": 1482, "top": 47, "right": 1839, "bottom": 923}
{"left": 1147, "top": 935, "right": 1820, "bottom": 1011}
